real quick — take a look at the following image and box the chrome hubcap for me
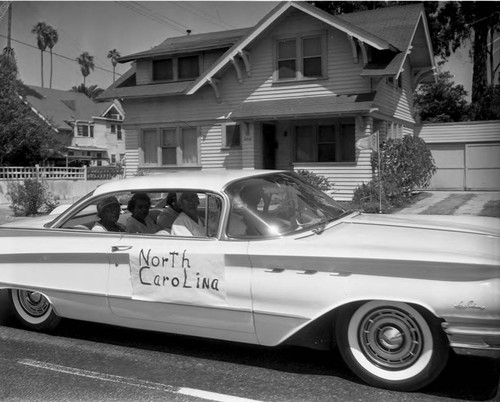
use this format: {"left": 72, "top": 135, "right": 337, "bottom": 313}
{"left": 17, "top": 290, "right": 50, "bottom": 317}
{"left": 359, "top": 307, "right": 423, "bottom": 370}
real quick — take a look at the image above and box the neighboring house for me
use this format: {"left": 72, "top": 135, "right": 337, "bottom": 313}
{"left": 416, "top": 120, "right": 500, "bottom": 191}
{"left": 22, "top": 86, "right": 126, "bottom": 167}
{"left": 100, "top": 1, "right": 435, "bottom": 200}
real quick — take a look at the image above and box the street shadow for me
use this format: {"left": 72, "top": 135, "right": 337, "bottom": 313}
{"left": 1, "top": 304, "right": 497, "bottom": 401}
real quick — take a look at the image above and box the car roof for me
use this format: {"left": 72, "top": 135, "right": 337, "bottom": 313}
{"left": 93, "top": 169, "right": 286, "bottom": 195}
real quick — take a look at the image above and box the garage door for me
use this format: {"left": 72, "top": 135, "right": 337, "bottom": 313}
{"left": 427, "top": 143, "right": 500, "bottom": 190}
{"left": 466, "top": 143, "right": 500, "bottom": 190}
{"left": 428, "top": 144, "right": 465, "bottom": 190}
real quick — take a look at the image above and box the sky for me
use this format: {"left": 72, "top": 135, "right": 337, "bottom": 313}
{"left": 0, "top": 1, "right": 477, "bottom": 96}
{"left": 0, "top": 1, "right": 279, "bottom": 91}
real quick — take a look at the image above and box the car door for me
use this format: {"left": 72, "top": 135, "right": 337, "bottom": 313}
{"left": 0, "top": 228, "right": 122, "bottom": 320}
{"left": 107, "top": 214, "right": 256, "bottom": 343}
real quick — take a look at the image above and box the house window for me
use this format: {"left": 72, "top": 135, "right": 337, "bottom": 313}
{"left": 294, "top": 119, "right": 355, "bottom": 163}
{"left": 77, "top": 124, "right": 88, "bottom": 137}
{"left": 276, "top": 34, "right": 325, "bottom": 81}
{"left": 141, "top": 126, "right": 199, "bottom": 167}
{"left": 111, "top": 154, "right": 116, "bottom": 164}
{"left": 112, "top": 124, "right": 123, "bottom": 140}
{"left": 152, "top": 55, "right": 200, "bottom": 82}
{"left": 153, "top": 59, "right": 173, "bottom": 81}
{"left": 222, "top": 123, "right": 241, "bottom": 148}
{"left": 178, "top": 55, "right": 199, "bottom": 80}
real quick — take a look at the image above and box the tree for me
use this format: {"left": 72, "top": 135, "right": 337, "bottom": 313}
{"left": 71, "top": 84, "right": 104, "bottom": 100}
{"left": 433, "top": 2, "right": 500, "bottom": 103}
{"left": 414, "top": 71, "right": 470, "bottom": 122}
{"left": 469, "top": 84, "right": 500, "bottom": 120}
{"left": 31, "top": 21, "right": 49, "bottom": 88}
{"left": 76, "top": 51, "right": 95, "bottom": 86}
{"left": 46, "top": 25, "right": 58, "bottom": 89}
{"left": 0, "top": 53, "right": 63, "bottom": 165}
{"left": 107, "top": 49, "right": 121, "bottom": 83}
{"left": 309, "top": 2, "right": 500, "bottom": 112}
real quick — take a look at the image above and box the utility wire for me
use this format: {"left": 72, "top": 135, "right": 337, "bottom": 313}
{"left": 115, "top": 1, "right": 188, "bottom": 35}
{"left": 0, "top": 33, "right": 117, "bottom": 75}
{"left": 169, "top": 2, "right": 235, "bottom": 31}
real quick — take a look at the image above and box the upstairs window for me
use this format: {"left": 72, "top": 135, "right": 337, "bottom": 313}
{"left": 153, "top": 59, "right": 173, "bottom": 81}
{"left": 77, "top": 123, "right": 94, "bottom": 137}
{"left": 275, "top": 33, "right": 325, "bottom": 81}
{"left": 152, "top": 55, "right": 200, "bottom": 82}
{"left": 178, "top": 55, "right": 199, "bottom": 80}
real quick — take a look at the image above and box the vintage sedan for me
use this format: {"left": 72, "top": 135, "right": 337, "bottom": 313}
{"left": 1, "top": 170, "right": 499, "bottom": 392}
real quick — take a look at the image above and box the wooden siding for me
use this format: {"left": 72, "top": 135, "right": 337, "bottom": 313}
{"left": 201, "top": 124, "right": 243, "bottom": 169}
{"left": 291, "top": 116, "right": 374, "bottom": 201}
{"left": 373, "top": 59, "right": 414, "bottom": 124}
{"left": 136, "top": 60, "right": 151, "bottom": 86}
{"left": 417, "top": 120, "right": 500, "bottom": 143}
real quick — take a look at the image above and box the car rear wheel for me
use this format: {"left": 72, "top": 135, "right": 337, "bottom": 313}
{"left": 336, "top": 300, "right": 449, "bottom": 391}
{"left": 9, "top": 289, "right": 61, "bottom": 331}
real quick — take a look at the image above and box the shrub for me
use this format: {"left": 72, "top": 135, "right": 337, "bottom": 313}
{"left": 7, "top": 179, "right": 59, "bottom": 216}
{"left": 352, "top": 135, "right": 436, "bottom": 212}
{"left": 372, "top": 136, "right": 436, "bottom": 206}
{"left": 351, "top": 180, "right": 390, "bottom": 213}
{"left": 296, "top": 169, "right": 334, "bottom": 192}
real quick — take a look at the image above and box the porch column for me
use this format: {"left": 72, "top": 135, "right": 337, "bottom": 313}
{"left": 241, "top": 122, "right": 255, "bottom": 170}
{"left": 363, "top": 116, "right": 374, "bottom": 136}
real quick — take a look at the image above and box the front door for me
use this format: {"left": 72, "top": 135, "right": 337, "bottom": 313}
{"left": 107, "top": 234, "right": 256, "bottom": 341}
{"left": 263, "top": 124, "right": 276, "bottom": 169}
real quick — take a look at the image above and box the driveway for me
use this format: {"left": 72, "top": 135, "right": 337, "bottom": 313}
{"left": 395, "top": 191, "right": 500, "bottom": 217}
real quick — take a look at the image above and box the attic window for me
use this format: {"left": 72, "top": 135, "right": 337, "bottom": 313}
{"left": 153, "top": 59, "right": 173, "bottom": 81}
{"left": 152, "top": 55, "right": 200, "bottom": 82}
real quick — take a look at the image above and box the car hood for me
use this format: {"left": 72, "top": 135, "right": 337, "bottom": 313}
{"left": 290, "top": 213, "right": 500, "bottom": 268}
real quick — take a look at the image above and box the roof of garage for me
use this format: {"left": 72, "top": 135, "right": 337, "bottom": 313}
{"left": 416, "top": 120, "right": 500, "bottom": 143}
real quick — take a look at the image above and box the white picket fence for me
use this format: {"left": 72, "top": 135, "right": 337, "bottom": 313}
{"left": 0, "top": 165, "right": 86, "bottom": 180}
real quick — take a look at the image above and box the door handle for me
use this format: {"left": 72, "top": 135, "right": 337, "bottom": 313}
{"left": 264, "top": 268, "right": 285, "bottom": 273}
{"left": 111, "top": 245, "right": 132, "bottom": 252}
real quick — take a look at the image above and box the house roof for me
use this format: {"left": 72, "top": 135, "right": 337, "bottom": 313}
{"left": 119, "top": 28, "right": 250, "bottom": 62}
{"left": 22, "top": 86, "right": 115, "bottom": 131}
{"left": 100, "top": 1, "right": 435, "bottom": 100}
{"left": 187, "top": 1, "right": 399, "bottom": 95}
{"left": 100, "top": 80, "right": 191, "bottom": 100}
{"left": 416, "top": 120, "right": 500, "bottom": 144}
{"left": 230, "top": 94, "right": 376, "bottom": 120}
{"left": 66, "top": 145, "right": 108, "bottom": 152}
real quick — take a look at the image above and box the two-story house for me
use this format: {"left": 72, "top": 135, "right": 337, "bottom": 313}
{"left": 23, "top": 86, "right": 126, "bottom": 167}
{"left": 100, "top": 1, "right": 435, "bottom": 200}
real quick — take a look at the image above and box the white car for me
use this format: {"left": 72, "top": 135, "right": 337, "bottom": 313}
{"left": 1, "top": 170, "right": 499, "bottom": 391}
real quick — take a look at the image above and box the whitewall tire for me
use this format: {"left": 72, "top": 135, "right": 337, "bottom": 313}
{"left": 9, "top": 289, "right": 61, "bottom": 331}
{"left": 336, "top": 300, "right": 449, "bottom": 391}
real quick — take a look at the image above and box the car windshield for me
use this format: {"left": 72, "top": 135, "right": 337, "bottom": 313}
{"left": 225, "top": 172, "right": 347, "bottom": 238}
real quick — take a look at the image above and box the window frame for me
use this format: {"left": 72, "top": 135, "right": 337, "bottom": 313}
{"left": 292, "top": 118, "right": 356, "bottom": 163}
{"left": 273, "top": 31, "right": 327, "bottom": 82}
{"left": 221, "top": 123, "right": 242, "bottom": 149}
{"left": 140, "top": 126, "right": 201, "bottom": 168}
{"left": 77, "top": 123, "right": 94, "bottom": 138}
{"left": 152, "top": 54, "right": 202, "bottom": 83}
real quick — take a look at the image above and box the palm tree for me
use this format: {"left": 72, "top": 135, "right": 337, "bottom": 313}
{"left": 71, "top": 83, "right": 104, "bottom": 100}
{"left": 31, "top": 21, "right": 49, "bottom": 87}
{"left": 107, "top": 49, "right": 121, "bottom": 83}
{"left": 46, "top": 26, "right": 58, "bottom": 89}
{"left": 76, "top": 51, "right": 95, "bottom": 86}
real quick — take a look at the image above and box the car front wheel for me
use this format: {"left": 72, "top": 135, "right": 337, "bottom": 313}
{"left": 336, "top": 300, "right": 449, "bottom": 391}
{"left": 9, "top": 289, "right": 61, "bottom": 331}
